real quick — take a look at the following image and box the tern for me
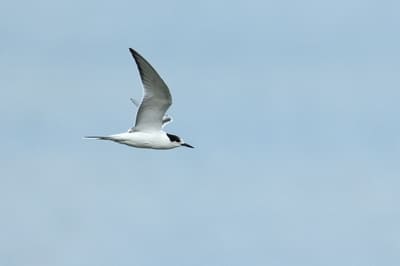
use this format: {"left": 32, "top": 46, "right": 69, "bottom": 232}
{"left": 85, "top": 48, "right": 194, "bottom": 150}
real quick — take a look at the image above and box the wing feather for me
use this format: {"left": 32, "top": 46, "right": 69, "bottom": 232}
{"left": 129, "top": 48, "right": 172, "bottom": 131}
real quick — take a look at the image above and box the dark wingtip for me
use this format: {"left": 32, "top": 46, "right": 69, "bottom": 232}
{"left": 129, "top": 48, "right": 139, "bottom": 57}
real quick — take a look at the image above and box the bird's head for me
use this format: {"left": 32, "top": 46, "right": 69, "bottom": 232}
{"left": 167, "top": 133, "right": 194, "bottom": 149}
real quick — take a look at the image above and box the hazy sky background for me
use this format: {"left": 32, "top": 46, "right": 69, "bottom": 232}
{"left": 1, "top": 0, "right": 400, "bottom": 265}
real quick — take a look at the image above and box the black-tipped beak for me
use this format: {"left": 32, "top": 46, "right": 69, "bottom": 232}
{"left": 181, "top": 143, "right": 194, "bottom": 148}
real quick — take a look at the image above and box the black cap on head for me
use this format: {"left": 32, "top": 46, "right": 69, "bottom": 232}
{"left": 167, "top": 133, "right": 194, "bottom": 148}
{"left": 167, "top": 133, "right": 181, "bottom": 142}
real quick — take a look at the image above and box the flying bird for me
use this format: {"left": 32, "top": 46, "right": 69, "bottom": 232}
{"left": 85, "top": 48, "right": 194, "bottom": 150}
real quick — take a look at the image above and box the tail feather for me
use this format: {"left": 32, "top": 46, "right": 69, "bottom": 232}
{"left": 84, "top": 136, "right": 112, "bottom": 140}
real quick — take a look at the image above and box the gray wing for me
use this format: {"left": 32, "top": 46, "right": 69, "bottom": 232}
{"left": 129, "top": 98, "right": 173, "bottom": 131}
{"left": 129, "top": 48, "right": 172, "bottom": 131}
{"left": 161, "top": 115, "right": 173, "bottom": 127}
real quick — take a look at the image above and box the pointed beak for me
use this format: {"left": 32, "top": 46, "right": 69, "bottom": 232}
{"left": 181, "top": 143, "right": 194, "bottom": 148}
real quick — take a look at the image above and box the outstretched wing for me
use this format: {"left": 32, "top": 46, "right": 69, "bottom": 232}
{"left": 129, "top": 98, "right": 173, "bottom": 132}
{"left": 129, "top": 48, "right": 172, "bottom": 132}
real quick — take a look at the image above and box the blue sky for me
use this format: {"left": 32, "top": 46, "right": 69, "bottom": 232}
{"left": 1, "top": 0, "right": 400, "bottom": 265}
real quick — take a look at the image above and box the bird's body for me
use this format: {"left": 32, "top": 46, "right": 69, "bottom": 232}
{"left": 85, "top": 48, "right": 193, "bottom": 150}
{"left": 87, "top": 131, "right": 182, "bottom": 150}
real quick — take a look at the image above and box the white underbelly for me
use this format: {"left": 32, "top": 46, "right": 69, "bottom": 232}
{"left": 112, "top": 132, "right": 175, "bottom": 149}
